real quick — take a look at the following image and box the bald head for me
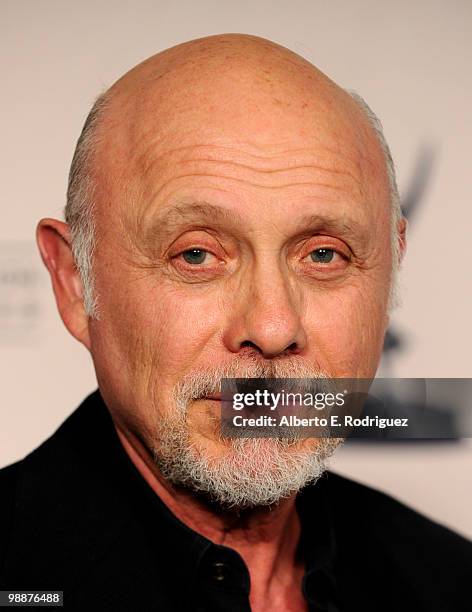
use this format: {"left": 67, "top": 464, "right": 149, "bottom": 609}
{"left": 65, "top": 34, "right": 402, "bottom": 317}
{"left": 106, "top": 34, "right": 365, "bottom": 142}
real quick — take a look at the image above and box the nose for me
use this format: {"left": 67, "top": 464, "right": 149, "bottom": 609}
{"left": 222, "top": 264, "right": 308, "bottom": 359}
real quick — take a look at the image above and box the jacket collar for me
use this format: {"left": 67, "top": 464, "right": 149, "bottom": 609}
{"left": 7, "top": 389, "right": 339, "bottom": 608}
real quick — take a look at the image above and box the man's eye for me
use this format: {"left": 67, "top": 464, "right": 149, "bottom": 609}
{"left": 310, "top": 248, "right": 336, "bottom": 263}
{"left": 181, "top": 249, "right": 210, "bottom": 265}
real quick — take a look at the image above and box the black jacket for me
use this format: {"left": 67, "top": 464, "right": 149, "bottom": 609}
{"left": 0, "top": 390, "right": 470, "bottom": 611}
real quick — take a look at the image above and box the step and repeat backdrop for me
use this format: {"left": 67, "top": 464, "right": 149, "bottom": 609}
{"left": 1, "top": 1, "right": 471, "bottom": 536}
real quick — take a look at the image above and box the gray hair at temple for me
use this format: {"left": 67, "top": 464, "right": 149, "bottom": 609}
{"left": 65, "top": 90, "right": 403, "bottom": 320}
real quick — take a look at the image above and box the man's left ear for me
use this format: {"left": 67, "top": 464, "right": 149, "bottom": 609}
{"left": 397, "top": 216, "right": 408, "bottom": 265}
{"left": 36, "top": 218, "right": 91, "bottom": 350}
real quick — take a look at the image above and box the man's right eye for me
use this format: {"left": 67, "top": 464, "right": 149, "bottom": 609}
{"left": 182, "top": 248, "right": 208, "bottom": 265}
{"left": 177, "top": 248, "right": 222, "bottom": 268}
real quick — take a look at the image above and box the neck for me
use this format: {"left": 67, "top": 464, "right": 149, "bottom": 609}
{"left": 115, "top": 422, "right": 306, "bottom": 609}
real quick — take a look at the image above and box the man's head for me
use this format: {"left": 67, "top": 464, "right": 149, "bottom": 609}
{"left": 37, "top": 34, "right": 406, "bottom": 509}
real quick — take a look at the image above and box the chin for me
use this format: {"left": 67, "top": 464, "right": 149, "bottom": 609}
{"left": 153, "top": 431, "right": 341, "bottom": 510}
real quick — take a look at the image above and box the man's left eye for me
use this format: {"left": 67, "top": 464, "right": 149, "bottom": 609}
{"left": 309, "top": 248, "right": 336, "bottom": 263}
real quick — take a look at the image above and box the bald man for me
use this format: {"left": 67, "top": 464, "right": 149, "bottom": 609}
{"left": 0, "top": 35, "right": 470, "bottom": 612}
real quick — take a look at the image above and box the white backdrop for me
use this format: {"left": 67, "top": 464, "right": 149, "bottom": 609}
{"left": 1, "top": 0, "right": 471, "bottom": 537}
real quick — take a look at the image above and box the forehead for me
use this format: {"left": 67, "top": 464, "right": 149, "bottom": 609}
{"left": 94, "top": 58, "right": 390, "bottom": 239}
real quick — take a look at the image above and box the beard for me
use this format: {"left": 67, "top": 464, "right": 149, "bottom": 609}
{"left": 150, "top": 355, "right": 343, "bottom": 510}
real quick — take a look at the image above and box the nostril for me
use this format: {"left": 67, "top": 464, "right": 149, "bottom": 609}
{"left": 238, "top": 339, "right": 300, "bottom": 359}
{"left": 286, "top": 342, "right": 300, "bottom": 355}
{"left": 240, "top": 340, "right": 258, "bottom": 350}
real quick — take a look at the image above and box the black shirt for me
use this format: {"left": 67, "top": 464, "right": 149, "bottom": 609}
{"left": 0, "top": 390, "right": 470, "bottom": 611}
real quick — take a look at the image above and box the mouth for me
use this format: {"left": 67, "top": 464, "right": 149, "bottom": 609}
{"left": 200, "top": 394, "right": 222, "bottom": 401}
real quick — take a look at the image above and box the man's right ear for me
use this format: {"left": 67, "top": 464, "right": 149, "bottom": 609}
{"left": 36, "top": 218, "right": 91, "bottom": 350}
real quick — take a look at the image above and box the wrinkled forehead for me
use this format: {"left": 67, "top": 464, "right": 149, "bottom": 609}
{"left": 92, "top": 49, "right": 390, "bottom": 236}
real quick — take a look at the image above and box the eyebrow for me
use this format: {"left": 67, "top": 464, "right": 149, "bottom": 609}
{"left": 142, "top": 202, "right": 244, "bottom": 248}
{"left": 294, "top": 213, "right": 369, "bottom": 243}
{"left": 142, "top": 201, "right": 369, "bottom": 250}
{"left": 153, "top": 202, "right": 244, "bottom": 227}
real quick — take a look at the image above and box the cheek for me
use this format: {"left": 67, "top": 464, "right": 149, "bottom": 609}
{"left": 89, "top": 273, "right": 225, "bottom": 438}
{"left": 96, "top": 275, "right": 223, "bottom": 386}
{"left": 303, "top": 280, "right": 388, "bottom": 377}
{"left": 149, "top": 286, "right": 223, "bottom": 373}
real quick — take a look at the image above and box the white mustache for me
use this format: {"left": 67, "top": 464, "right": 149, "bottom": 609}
{"left": 172, "top": 357, "right": 333, "bottom": 404}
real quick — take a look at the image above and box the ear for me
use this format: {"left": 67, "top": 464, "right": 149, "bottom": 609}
{"left": 397, "top": 216, "right": 407, "bottom": 264}
{"left": 36, "top": 218, "right": 91, "bottom": 350}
